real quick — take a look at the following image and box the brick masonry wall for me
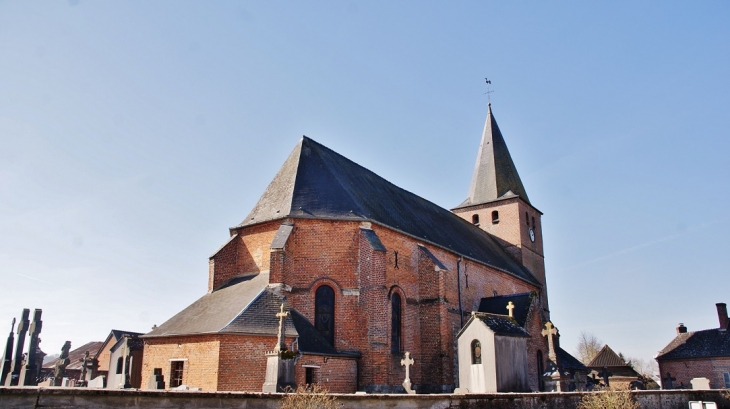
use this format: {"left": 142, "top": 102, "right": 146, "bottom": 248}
{"left": 659, "top": 357, "right": 730, "bottom": 389}
{"left": 209, "top": 222, "right": 280, "bottom": 291}
{"left": 141, "top": 335, "right": 221, "bottom": 391}
{"left": 295, "top": 355, "right": 358, "bottom": 393}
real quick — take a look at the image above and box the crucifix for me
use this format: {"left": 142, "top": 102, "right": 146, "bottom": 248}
{"left": 274, "top": 303, "right": 289, "bottom": 352}
{"left": 663, "top": 372, "right": 676, "bottom": 389}
{"left": 541, "top": 321, "right": 558, "bottom": 362}
{"left": 598, "top": 366, "right": 613, "bottom": 386}
{"left": 506, "top": 301, "right": 515, "bottom": 318}
{"left": 400, "top": 351, "right": 415, "bottom": 394}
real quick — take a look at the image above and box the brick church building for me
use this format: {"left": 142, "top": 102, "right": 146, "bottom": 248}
{"left": 140, "top": 104, "right": 557, "bottom": 393}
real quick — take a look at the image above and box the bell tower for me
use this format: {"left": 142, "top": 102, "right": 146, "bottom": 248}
{"left": 452, "top": 103, "right": 549, "bottom": 315}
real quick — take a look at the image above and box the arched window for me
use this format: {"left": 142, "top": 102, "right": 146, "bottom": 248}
{"left": 491, "top": 211, "right": 499, "bottom": 224}
{"left": 525, "top": 212, "right": 529, "bottom": 226}
{"left": 471, "top": 340, "right": 482, "bottom": 364}
{"left": 315, "top": 285, "right": 335, "bottom": 346}
{"left": 537, "top": 350, "right": 545, "bottom": 391}
{"left": 116, "top": 357, "right": 123, "bottom": 374}
{"left": 472, "top": 214, "right": 479, "bottom": 225}
{"left": 391, "top": 293, "right": 402, "bottom": 353}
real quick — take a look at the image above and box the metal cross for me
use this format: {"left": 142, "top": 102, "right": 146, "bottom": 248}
{"left": 401, "top": 351, "right": 414, "bottom": 383}
{"left": 274, "top": 303, "right": 290, "bottom": 352}
{"left": 506, "top": 301, "right": 515, "bottom": 318}
{"left": 541, "top": 321, "right": 558, "bottom": 362}
{"left": 484, "top": 78, "right": 494, "bottom": 104}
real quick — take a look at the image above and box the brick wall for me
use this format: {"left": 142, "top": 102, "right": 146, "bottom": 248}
{"left": 217, "top": 334, "right": 294, "bottom": 392}
{"left": 295, "top": 355, "right": 358, "bottom": 393}
{"left": 209, "top": 222, "right": 280, "bottom": 291}
{"left": 141, "top": 335, "right": 221, "bottom": 391}
{"left": 659, "top": 357, "right": 730, "bottom": 389}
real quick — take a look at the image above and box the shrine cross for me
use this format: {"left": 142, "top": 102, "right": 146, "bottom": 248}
{"left": 506, "top": 301, "right": 515, "bottom": 318}
{"left": 541, "top": 321, "right": 558, "bottom": 361}
{"left": 275, "top": 303, "right": 290, "bottom": 352}
{"left": 401, "top": 351, "right": 414, "bottom": 383}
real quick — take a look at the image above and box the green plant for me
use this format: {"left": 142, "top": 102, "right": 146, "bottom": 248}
{"left": 578, "top": 386, "right": 640, "bottom": 409}
{"left": 280, "top": 384, "right": 341, "bottom": 409}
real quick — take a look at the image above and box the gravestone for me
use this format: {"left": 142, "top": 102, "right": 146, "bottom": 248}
{"left": 19, "top": 309, "right": 42, "bottom": 386}
{"left": 541, "top": 322, "right": 564, "bottom": 392}
{"left": 690, "top": 377, "right": 710, "bottom": 390}
{"left": 663, "top": 372, "right": 676, "bottom": 389}
{"left": 53, "top": 341, "right": 72, "bottom": 387}
{"left": 598, "top": 366, "right": 613, "bottom": 387}
{"left": 400, "top": 351, "right": 415, "bottom": 394}
{"left": 0, "top": 318, "right": 15, "bottom": 385}
{"left": 262, "top": 304, "right": 295, "bottom": 393}
{"left": 4, "top": 309, "right": 30, "bottom": 386}
{"left": 147, "top": 368, "right": 165, "bottom": 390}
{"left": 88, "top": 375, "right": 106, "bottom": 388}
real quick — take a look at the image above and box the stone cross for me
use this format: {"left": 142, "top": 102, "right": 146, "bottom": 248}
{"left": 598, "top": 366, "right": 613, "bottom": 386}
{"left": 5, "top": 309, "right": 29, "bottom": 386}
{"left": 274, "top": 303, "right": 289, "bottom": 352}
{"left": 400, "top": 351, "right": 415, "bottom": 394}
{"left": 541, "top": 321, "right": 558, "bottom": 362}
{"left": 506, "top": 301, "right": 515, "bottom": 318}
{"left": 20, "top": 309, "right": 42, "bottom": 386}
{"left": 663, "top": 372, "right": 676, "bottom": 389}
{"left": 79, "top": 351, "right": 89, "bottom": 382}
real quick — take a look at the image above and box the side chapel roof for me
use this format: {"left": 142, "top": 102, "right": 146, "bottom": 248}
{"left": 478, "top": 292, "right": 534, "bottom": 327}
{"left": 656, "top": 329, "right": 730, "bottom": 360}
{"left": 457, "top": 312, "right": 531, "bottom": 338}
{"left": 456, "top": 104, "right": 530, "bottom": 208}
{"left": 237, "top": 136, "right": 539, "bottom": 286}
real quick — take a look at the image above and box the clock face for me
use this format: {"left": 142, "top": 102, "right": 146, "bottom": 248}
{"left": 529, "top": 228, "right": 535, "bottom": 242}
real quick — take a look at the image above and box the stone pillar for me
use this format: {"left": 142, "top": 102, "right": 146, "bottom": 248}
{"left": 262, "top": 352, "right": 295, "bottom": 393}
{"left": 0, "top": 319, "right": 15, "bottom": 385}
{"left": 4, "top": 309, "right": 29, "bottom": 386}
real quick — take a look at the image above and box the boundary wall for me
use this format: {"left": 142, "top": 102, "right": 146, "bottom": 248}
{"left": 0, "top": 387, "right": 728, "bottom": 409}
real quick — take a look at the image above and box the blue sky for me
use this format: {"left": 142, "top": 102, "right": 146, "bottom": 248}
{"left": 1, "top": 1, "right": 728, "bottom": 368}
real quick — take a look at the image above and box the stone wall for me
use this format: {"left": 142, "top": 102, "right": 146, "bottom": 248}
{"left": 1, "top": 387, "right": 729, "bottom": 409}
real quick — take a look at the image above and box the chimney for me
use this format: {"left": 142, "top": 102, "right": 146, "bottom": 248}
{"left": 677, "top": 323, "right": 687, "bottom": 334}
{"left": 717, "top": 303, "right": 728, "bottom": 330}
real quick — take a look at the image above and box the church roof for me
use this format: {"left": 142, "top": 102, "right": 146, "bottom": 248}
{"left": 587, "top": 345, "right": 629, "bottom": 368}
{"left": 456, "top": 104, "right": 530, "bottom": 208}
{"left": 557, "top": 346, "right": 589, "bottom": 372}
{"left": 458, "top": 312, "right": 531, "bottom": 338}
{"left": 142, "top": 272, "right": 296, "bottom": 338}
{"left": 237, "top": 136, "right": 539, "bottom": 286}
{"left": 656, "top": 328, "right": 730, "bottom": 360}
{"left": 478, "top": 292, "right": 534, "bottom": 327}
{"left": 43, "top": 341, "right": 104, "bottom": 370}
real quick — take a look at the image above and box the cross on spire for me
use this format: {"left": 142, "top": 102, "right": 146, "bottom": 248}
{"left": 506, "top": 301, "right": 515, "bottom": 318}
{"left": 274, "top": 303, "right": 290, "bottom": 352}
{"left": 541, "top": 321, "right": 558, "bottom": 362}
{"left": 484, "top": 78, "right": 494, "bottom": 104}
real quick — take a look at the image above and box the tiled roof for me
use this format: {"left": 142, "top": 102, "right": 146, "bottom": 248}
{"left": 478, "top": 292, "right": 534, "bottom": 328}
{"left": 237, "top": 136, "right": 539, "bottom": 286}
{"left": 656, "top": 328, "right": 730, "bottom": 360}
{"left": 587, "top": 345, "right": 628, "bottom": 368}
{"left": 556, "top": 346, "right": 588, "bottom": 372}
{"left": 222, "top": 289, "right": 297, "bottom": 337}
{"left": 43, "top": 341, "right": 103, "bottom": 370}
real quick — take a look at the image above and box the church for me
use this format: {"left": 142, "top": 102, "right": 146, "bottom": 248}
{"left": 140, "top": 104, "right": 563, "bottom": 393}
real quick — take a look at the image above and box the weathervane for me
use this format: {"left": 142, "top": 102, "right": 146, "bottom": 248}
{"left": 484, "top": 78, "right": 494, "bottom": 104}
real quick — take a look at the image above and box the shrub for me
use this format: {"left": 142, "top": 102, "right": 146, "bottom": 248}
{"left": 578, "top": 385, "right": 640, "bottom": 409}
{"left": 280, "top": 384, "right": 341, "bottom": 409}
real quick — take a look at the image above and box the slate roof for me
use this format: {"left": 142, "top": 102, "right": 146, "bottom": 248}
{"left": 587, "top": 345, "right": 628, "bottom": 368}
{"left": 221, "top": 288, "right": 297, "bottom": 337}
{"left": 457, "top": 104, "right": 530, "bottom": 208}
{"left": 557, "top": 346, "right": 589, "bottom": 372}
{"left": 478, "top": 292, "right": 534, "bottom": 327}
{"left": 142, "top": 273, "right": 285, "bottom": 338}
{"left": 237, "top": 136, "right": 539, "bottom": 286}
{"left": 656, "top": 328, "right": 730, "bottom": 360}
{"left": 43, "top": 341, "right": 104, "bottom": 370}
{"left": 458, "top": 313, "right": 530, "bottom": 338}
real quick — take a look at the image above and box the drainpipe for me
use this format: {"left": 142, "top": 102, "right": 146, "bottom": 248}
{"left": 457, "top": 257, "right": 464, "bottom": 328}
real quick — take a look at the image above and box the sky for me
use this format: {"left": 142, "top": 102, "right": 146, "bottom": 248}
{"left": 0, "top": 1, "right": 729, "bottom": 369}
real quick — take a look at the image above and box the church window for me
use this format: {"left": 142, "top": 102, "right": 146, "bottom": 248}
{"left": 391, "top": 293, "right": 402, "bottom": 353}
{"left": 116, "top": 357, "right": 123, "bottom": 374}
{"left": 472, "top": 214, "right": 479, "bottom": 226}
{"left": 537, "top": 350, "right": 545, "bottom": 391}
{"left": 525, "top": 212, "right": 529, "bottom": 226}
{"left": 724, "top": 372, "right": 730, "bottom": 388}
{"left": 491, "top": 211, "right": 499, "bottom": 224}
{"left": 315, "top": 285, "right": 335, "bottom": 346}
{"left": 471, "top": 340, "right": 482, "bottom": 364}
{"left": 170, "top": 361, "right": 184, "bottom": 388}
{"left": 306, "top": 367, "right": 315, "bottom": 385}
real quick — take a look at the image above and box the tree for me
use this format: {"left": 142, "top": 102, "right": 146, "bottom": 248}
{"left": 576, "top": 331, "right": 603, "bottom": 365}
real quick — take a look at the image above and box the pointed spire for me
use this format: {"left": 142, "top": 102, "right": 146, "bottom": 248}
{"left": 463, "top": 104, "right": 530, "bottom": 206}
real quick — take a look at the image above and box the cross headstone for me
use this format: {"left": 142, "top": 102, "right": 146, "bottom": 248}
{"left": 663, "top": 372, "right": 676, "bottom": 389}
{"left": 4, "top": 309, "right": 29, "bottom": 386}
{"left": 541, "top": 321, "right": 558, "bottom": 362}
{"left": 0, "top": 318, "right": 15, "bottom": 385}
{"left": 506, "top": 301, "right": 515, "bottom": 318}
{"left": 274, "top": 303, "right": 289, "bottom": 353}
{"left": 79, "top": 351, "right": 90, "bottom": 382}
{"left": 400, "top": 351, "right": 415, "bottom": 394}
{"left": 20, "top": 309, "right": 42, "bottom": 386}
{"left": 598, "top": 366, "right": 613, "bottom": 386}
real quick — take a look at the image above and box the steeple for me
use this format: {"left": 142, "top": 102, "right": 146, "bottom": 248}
{"left": 461, "top": 104, "right": 530, "bottom": 207}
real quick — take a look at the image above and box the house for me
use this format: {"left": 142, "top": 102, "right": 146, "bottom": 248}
{"left": 656, "top": 303, "right": 730, "bottom": 389}
{"left": 586, "top": 345, "right": 640, "bottom": 388}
